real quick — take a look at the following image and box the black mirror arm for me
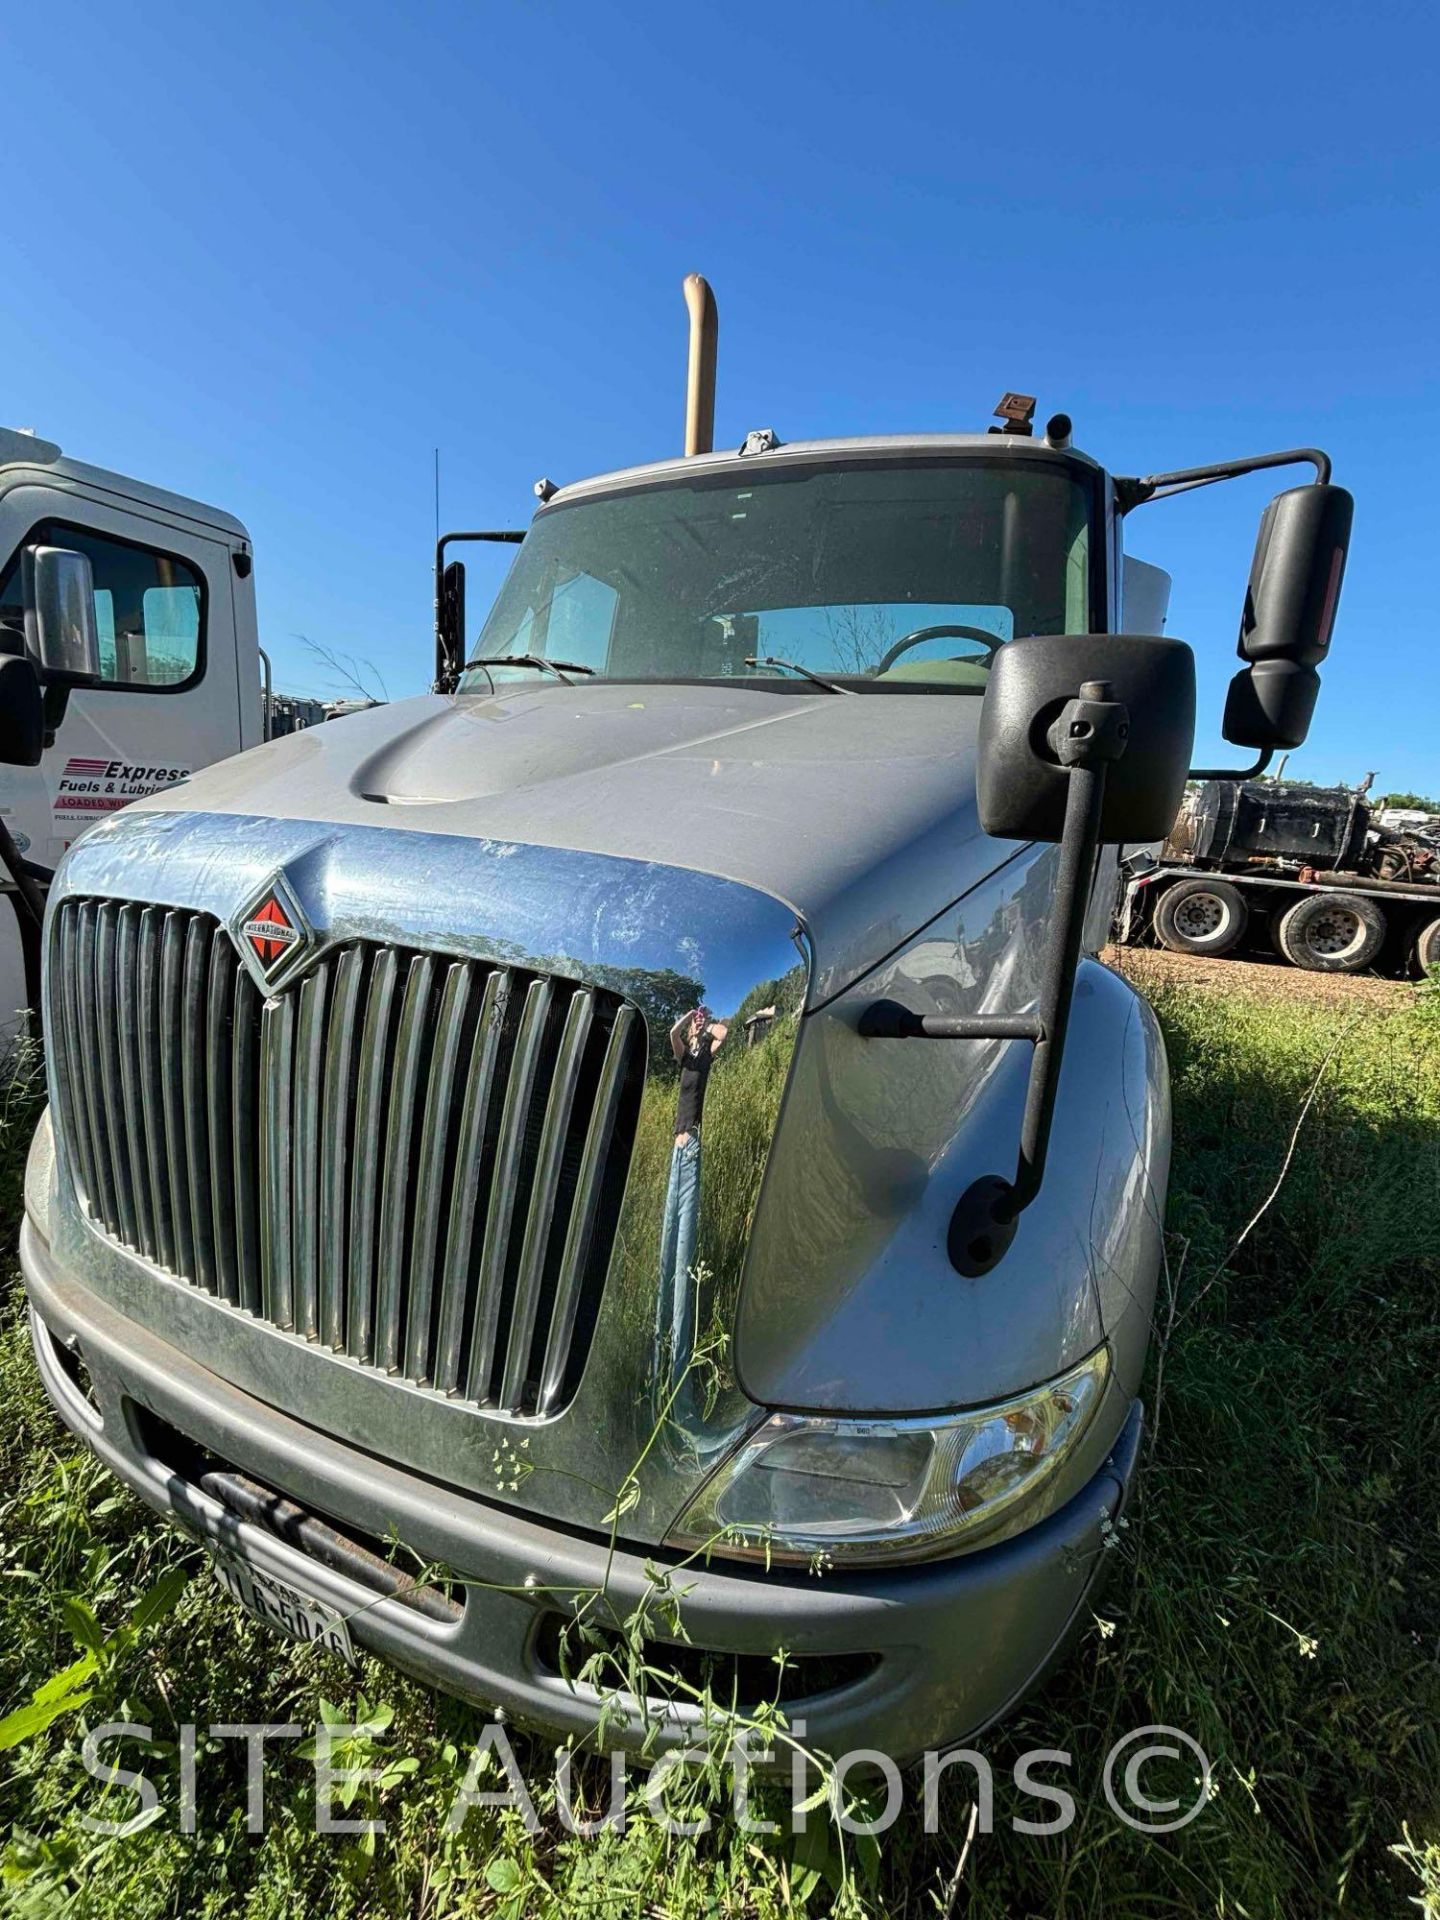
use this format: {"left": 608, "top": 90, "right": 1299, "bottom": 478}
{"left": 1188, "top": 746, "right": 1274, "bottom": 782}
{"left": 859, "top": 1005, "right": 1042, "bottom": 1040}
{"left": 433, "top": 529, "right": 526, "bottom": 691}
{"left": 1114, "top": 447, "right": 1331, "bottom": 513}
{"left": 860, "top": 681, "right": 1130, "bottom": 1276}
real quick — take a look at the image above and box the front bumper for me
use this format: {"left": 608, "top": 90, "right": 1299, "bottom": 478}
{"left": 22, "top": 1217, "right": 1141, "bottom": 1763}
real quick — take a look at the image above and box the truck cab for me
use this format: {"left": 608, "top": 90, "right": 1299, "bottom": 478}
{"left": 0, "top": 426, "right": 263, "bottom": 1032}
{"left": 11, "top": 302, "right": 1352, "bottom": 1760}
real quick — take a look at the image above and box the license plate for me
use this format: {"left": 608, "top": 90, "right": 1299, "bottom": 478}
{"left": 210, "top": 1550, "right": 355, "bottom": 1664}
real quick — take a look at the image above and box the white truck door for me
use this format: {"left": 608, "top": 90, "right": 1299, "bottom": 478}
{"left": 0, "top": 487, "right": 251, "bottom": 1033}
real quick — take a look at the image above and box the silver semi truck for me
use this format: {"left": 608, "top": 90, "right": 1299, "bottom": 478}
{"left": 10, "top": 284, "right": 1352, "bottom": 1759}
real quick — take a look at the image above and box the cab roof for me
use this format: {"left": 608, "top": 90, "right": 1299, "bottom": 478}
{"left": 547, "top": 431, "right": 1106, "bottom": 508}
{"left": 0, "top": 426, "right": 252, "bottom": 545}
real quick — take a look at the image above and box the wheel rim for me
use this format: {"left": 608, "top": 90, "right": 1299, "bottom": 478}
{"left": 1305, "top": 906, "right": 1364, "bottom": 957}
{"left": 1174, "top": 891, "right": 1229, "bottom": 940}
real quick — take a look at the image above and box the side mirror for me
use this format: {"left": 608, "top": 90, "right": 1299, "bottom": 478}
{"left": 977, "top": 632, "right": 1196, "bottom": 845}
{"left": 437, "top": 558, "right": 466, "bottom": 688}
{"left": 27, "top": 546, "right": 102, "bottom": 681}
{"left": 1223, "top": 483, "right": 1353, "bottom": 749}
{"left": 0, "top": 653, "right": 45, "bottom": 766}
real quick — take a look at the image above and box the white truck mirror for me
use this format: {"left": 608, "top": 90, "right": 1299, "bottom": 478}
{"left": 29, "top": 545, "right": 102, "bottom": 680}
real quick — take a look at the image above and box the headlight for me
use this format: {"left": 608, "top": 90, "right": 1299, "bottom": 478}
{"left": 667, "top": 1347, "right": 1109, "bottom": 1567}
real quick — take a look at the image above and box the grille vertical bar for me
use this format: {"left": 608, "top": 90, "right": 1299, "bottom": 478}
{"left": 432, "top": 967, "right": 509, "bottom": 1395}
{"left": 291, "top": 965, "right": 330, "bottom": 1340}
{"left": 92, "top": 906, "right": 136, "bottom": 1250}
{"left": 205, "top": 932, "right": 240, "bottom": 1304}
{"left": 180, "top": 917, "right": 216, "bottom": 1294}
{"left": 537, "top": 1002, "right": 638, "bottom": 1415}
{"left": 466, "top": 976, "right": 552, "bottom": 1405}
{"left": 319, "top": 946, "right": 364, "bottom": 1349}
{"left": 52, "top": 905, "right": 99, "bottom": 1218}
{"left": 404, "top": 961, "right": 473, "bottom": 1383}
{"left": 136, "top": 908, "right": 174, "bottom": 1271}
{"left": 258, "top": 993, "right": 295, "bottom": 1327}
{"left": 499, "top": 987, "right": 594, "bottom": 1413}
{"left": 73, "top": 903, "right": 116, "bottom": 1230}
{"left": 158, "top": 912, "right": 194, "bottom": 1283}
{"left": 347, "top": 947, "right": 400, "bottom": 1364}
{"left": 114, "top": 908, "right": 155, "bottom": 1261}
{"left": 374, "top": 954, "right": 435, "bottom": 1374}
{"left": 47, "top": 899, "right": 638, "bottom": 1417}
{"left": 230, "top": 965, "right": 261, "bottom": 1312}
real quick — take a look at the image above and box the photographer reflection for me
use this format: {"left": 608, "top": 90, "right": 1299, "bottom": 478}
{"left": 658, "top": 1005, "right": 728, "bottom": 1391}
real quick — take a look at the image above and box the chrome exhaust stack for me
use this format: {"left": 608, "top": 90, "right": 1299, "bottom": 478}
{"left": 683, "top": 273, "right": 718, "bottom": 456}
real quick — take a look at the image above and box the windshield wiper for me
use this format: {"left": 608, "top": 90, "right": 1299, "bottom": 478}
{"left": 471, "top": 653, "right": 597, "bottom": 686}
{"left": 744, "top": 655, "right": 855, "bottom": 695}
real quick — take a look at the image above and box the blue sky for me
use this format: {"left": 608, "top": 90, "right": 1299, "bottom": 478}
{"left": 4, "top": 0, "right": 1436, "bottom": 790}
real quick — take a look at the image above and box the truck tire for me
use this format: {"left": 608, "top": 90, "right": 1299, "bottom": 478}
{"left": 1154, "top": 877, "right": 1249, "bottom": 955}
{"left": 1415, "top": 914, "right": 1440, "bottom": 974}
{"left": 1274, "top": 892, "right": 1386, "bottom": 972}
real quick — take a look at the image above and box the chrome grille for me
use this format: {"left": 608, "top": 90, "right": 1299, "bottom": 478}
{"left": 49, "top": 897, "right": 643, "bottom": 1416}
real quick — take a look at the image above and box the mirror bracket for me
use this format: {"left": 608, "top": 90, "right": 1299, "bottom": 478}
{"left": 860, "top": 680, "right": 1132, "bottom": 1277}
{"left": 433, "top": 528, "right": 526, "bottom": 692}
{"left": 1188, "top": 747, "right": 1273, "bottom": 782}
{"left": 1115, "top": 446, "right": 1332, "bottom": 512}
{"left": 41, "top": 682, "right": 70, "bottom": 746}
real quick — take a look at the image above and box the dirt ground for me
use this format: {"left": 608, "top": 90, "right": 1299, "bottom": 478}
{"left": 1102, "top": 942, "right": 1418, "bottom": 1009}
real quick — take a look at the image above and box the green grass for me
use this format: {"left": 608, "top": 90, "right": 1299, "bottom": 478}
{"left": 2, "top": 970, "right": 1439, "bottom": 1916}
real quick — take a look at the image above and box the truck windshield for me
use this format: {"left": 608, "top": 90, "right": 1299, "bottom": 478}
{"left": 460, "top": 456, "right": 1096, "bottom": 693}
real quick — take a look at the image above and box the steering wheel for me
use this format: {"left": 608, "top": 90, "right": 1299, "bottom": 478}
{"left": 876, "top": 623, "right": 1005, "bottom": 675}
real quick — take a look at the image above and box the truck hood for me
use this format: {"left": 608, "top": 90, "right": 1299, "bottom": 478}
{"left": 137, "top": 683, "right": 1000, "bottom": 1002}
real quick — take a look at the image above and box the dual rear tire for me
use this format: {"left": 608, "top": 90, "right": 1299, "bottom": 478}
{"left": 1153, "top": 877, "right": 1395, "bottom": 973}
{"left": 1272, "top": 892, "right": 1387, "bottom": 973}
{"left": 1154, "top": 877, "right": 1248, "bottom": 956}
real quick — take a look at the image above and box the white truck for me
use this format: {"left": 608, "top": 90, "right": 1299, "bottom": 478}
{"left": 0, "top": 427, "right": 265, "bottom": 1034}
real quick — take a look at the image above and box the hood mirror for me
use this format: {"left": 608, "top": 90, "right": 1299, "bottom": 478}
{"left": 977, "top": 632, "right": 1195, "bottom": 845}
{"left": 862, "top": 630, "right": 1197, "bottom": 1276}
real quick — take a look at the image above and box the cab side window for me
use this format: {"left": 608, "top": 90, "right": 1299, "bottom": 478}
{"left": 0, "top": 520, "right": 205, "bottom": 690}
